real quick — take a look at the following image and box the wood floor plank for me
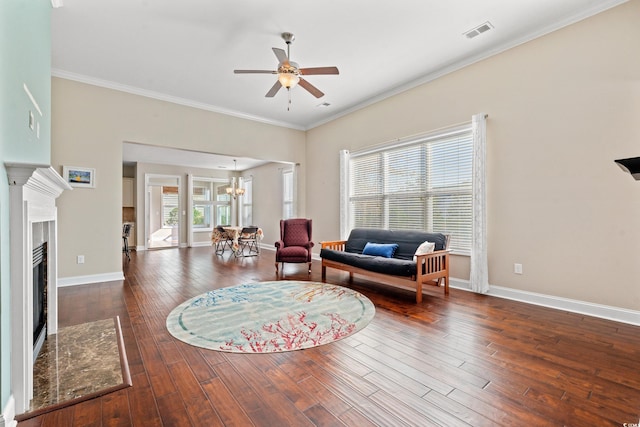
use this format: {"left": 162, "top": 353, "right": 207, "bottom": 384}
{"left": 16, "top": 416, "right": 42, "bottom": 427}
{"left": 303, "top": 351, "right": 380, "bottom": 398}
{"left": 368, "top": 388, "right": 468, "bottom": 427}
{"left": 260, "top": 356, "right": 318, "bottom": 411}
{"left": 174, "top": 341, "right": 218, "bottom": 383}
{"left": 126, "top": 373, "right": 162, "bottom": 427}
{"left": 71, "top": 397, "right": 102, "bottom": 427}
{"left": 422, "top": 390, "right": 496, "bottom": 427}
{"left": 351, "top": 342, "right": 456, "bottom": 395}
{"left": 166, "top": 359, "right": 224, "bottom": 426}
{"left": 338, "top": 408, "right": 380, "bottom": 427}
{"left": 331, "top": 342, "right": 433, "bottom": 397}
{"left": 100, "top": 389, "right": 131, "bottom": 427}
{"left": 155, "top": 392, "right": 193, "bottom": 427}
{"left": 39, "top": 405, "right": 75, "bottom": 427}
{"left": 17, "top": 247, "right": 640, "bottom": 427}
{"left": 228, "top": 355, "right": 316, "bottom": 426}
{"left": 136, "top": 337, "right": 177, "bottom": 398}
{"left": 297, "top": 375, "right": 410, "bottom": 426}
{"left": 212, "top": 360, "right": 293, "bottom": 426}
{"left": 303, "top": 404, "right": 347, "bottom": 427}
{"left": 200, "top": 377, "right": 253, "bottom": 427}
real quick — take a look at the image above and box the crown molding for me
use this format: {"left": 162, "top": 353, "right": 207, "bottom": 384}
{"left": 51, "top": 70, "right": 306, "bottom": 131}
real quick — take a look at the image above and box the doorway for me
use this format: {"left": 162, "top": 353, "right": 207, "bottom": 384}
{"left": 145, "top": 174, "right": 181, "bottom": 249}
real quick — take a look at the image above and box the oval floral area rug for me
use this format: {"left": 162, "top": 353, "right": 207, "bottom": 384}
{"left": 166, "top": 281, "right": 375, "bottom": 353}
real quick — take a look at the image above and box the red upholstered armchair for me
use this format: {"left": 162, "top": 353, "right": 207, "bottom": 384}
{"left": 275, "top": 218, "right": 314, "bottom": 276}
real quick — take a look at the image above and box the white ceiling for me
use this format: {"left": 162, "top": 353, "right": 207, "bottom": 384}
{"left": 53, "top": 0, "right": 625, "bottom": 167}
{"left": 51, "top": 0, "right": 625, "bottom": 131}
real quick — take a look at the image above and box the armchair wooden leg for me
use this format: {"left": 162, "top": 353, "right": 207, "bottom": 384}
{"left": 321, "top": 265, "right": 326, "bottom": 280}
{"left": 275, "top": 262, "right": 279, "bottom": 276}
{"left": 308, "top": 262, "right": 312, "bottom": 275}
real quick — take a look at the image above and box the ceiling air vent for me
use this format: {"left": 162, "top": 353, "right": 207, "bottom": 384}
{"left": 464, "top": 22, "right": 493, "bottom": 39}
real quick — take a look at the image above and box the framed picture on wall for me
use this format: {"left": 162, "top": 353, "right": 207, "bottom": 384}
{"left": 63, "top": 166, "right": 96, "bottom": 188}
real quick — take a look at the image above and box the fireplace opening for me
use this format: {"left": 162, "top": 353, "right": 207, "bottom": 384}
{"left": 33, "top": 242, "right": 47, "bottom": 361}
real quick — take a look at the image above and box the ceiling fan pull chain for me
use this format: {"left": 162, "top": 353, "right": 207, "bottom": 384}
{"left": 287, "top": 88, "right": 292, "bottom": 111}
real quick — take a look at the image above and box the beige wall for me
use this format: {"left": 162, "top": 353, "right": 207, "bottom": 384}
{"left": 52, "top": 78, "right": 306, "bottom": 278}
{"left": 52, "top": 1, "right": 640, "bottom": 310}
{"left": 306, "top": 1, "right": 640, "bottom": 310}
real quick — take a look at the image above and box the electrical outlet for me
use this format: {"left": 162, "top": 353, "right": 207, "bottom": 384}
{"left": 77, "top": 255, "right": 85, "bottom": 264}
{"left": 514, "top": 263, "right": 523, "bottom": 274}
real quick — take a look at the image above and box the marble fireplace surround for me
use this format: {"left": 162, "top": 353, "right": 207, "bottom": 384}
{"left": 5, "top": 163, "right": 71, "bottom": 418}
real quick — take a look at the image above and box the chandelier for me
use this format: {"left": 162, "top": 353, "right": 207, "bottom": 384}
{"left": 226, "top": 160, "right": 245, "bottom": 199}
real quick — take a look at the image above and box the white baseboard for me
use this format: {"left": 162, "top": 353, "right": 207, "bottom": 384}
{"left": 134, "top": 243, "right": 190, "bottom": 250}
{"left": 190, "top": 242, "right": 212, "bottom": 248}
{"left": 58, "top": 271, "right": 124, "bottom": 287}
{"left": 1, "top": 395, "right": 17, "bottom": 427}
{"left": 260, "top": 243, "right": 275, "bottom": 253}
{"left": 450, "top": 278, "right": 640, "bottom": 326}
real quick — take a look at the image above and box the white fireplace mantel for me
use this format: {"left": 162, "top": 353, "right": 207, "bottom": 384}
{"left": 5, "top": 163, "right": 72, "bottom": 418}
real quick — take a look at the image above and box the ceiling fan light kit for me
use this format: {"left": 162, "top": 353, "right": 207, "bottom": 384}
{"left": 277, "top": 65, "right": 300, "bottom": 89}
{"left": 234, "top": 32, "right": 339, "bottom": 109}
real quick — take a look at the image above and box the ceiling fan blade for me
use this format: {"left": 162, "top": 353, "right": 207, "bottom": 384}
{"left": 234, "top": 70, "right": 277, "bottom": 74}
{"left": 298, "top": 78, "right": 324, "bottom": 98}
{"left": 299, "top": 66, "right": 339, "bottom": 75}
{"left": 272, "top": 48, "right": 288, "bottom": 64}
{"left": 265, "top": 81, "right": 282, "bottom": 97}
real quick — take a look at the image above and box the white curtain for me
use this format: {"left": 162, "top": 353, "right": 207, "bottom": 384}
{"left": 339, "top": 150, "right": 350, "bottom": 240}
{"left": 470, "top": 113, "right": 489, "bottom": 293}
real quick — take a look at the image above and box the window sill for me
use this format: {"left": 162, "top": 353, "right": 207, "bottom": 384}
{"left": 450, "top": 250, "right": 470, "bottom": 257}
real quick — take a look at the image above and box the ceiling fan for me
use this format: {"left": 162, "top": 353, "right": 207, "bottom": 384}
{"left": 234, "top": 32, "right": 339, "bottom": 108}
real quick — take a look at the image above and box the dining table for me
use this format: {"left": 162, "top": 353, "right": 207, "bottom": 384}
{"left": 212, "top": 226, "right": 263, "bottom": 256}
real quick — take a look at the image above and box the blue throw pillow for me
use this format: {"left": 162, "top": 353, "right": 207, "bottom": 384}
{"left": 362, "top": 242, "right": 399, "bottom": 258}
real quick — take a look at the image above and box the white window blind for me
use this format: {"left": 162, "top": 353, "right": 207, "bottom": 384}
{"left": 348, "top": 125, "right": 473, "bottom": 253}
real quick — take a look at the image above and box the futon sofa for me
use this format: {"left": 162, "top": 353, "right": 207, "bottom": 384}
{"left": 320, "top": 228, "right": 450, "bottom": 303}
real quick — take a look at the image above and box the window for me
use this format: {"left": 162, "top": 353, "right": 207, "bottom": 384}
{"left": 347, "top": 125, "right": 473, "bottom": 253}
{"left": 283, "top": 169, "right": 294, "bottom": 219}
{"left": 241, "top": 178, "right": 253, "bottom": 226}
{"left": 191, "top": 178, "right": 231, "bottom": 230}
{"left": 192, "top": 181, "right": 213, "bottom": 229}
{"left": 162, "top": 187, "right": 179, "bottom": 227}
{"left": 215, "top": 190, "right": 231, "bottom": 226}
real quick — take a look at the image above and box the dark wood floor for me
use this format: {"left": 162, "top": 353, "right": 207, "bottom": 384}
{"left": 18, "top": 247, "right": 640, "bottom": 426}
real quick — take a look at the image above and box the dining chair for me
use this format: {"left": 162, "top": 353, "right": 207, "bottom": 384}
{"left": 238, "top": 226, "right": 259, "bottom": 256}
{"left": 122, "top": 223, "right": 132, "bottom": 261}
{"left": 214, "top": 225, "right": 232, "bottom": 255}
